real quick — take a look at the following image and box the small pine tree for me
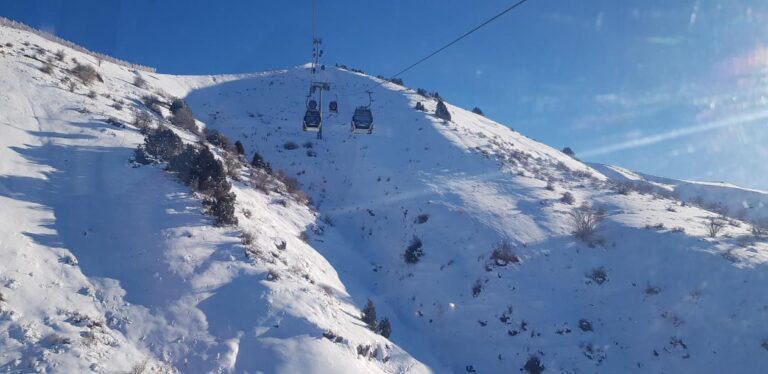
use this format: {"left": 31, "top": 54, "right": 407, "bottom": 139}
{"left": 251, "top": 151, "right": 272, "bottom": 173}
{"left": 435, "top": 100, "right": 451, "bottom": 121}
{"left": 472, "top": 107, "right": 484, "bottom": 116}
{"left": 415, "top": 102, "right": 426, "bottom": 112}
{"left": 234, "top": 140, "right": 245, "bottom": 156}
{"left": 376, "top": 317, "right": 392, "bottom": 338}
{"left": 361, "top": 299, "right": 377, "bottom": 330}
{"left": 562, "top": 147, "right": 575, "bottom": 157}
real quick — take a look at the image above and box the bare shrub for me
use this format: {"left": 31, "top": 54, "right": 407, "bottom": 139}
{"left": 569, "top": 204, "right": 601, "bottom": 242}
{"left": 251, "top": 170, "right": 273, "bottom": 193}
{"left": 141, "top": 95, "right": 163, "bottom": 114}
{"left": 586, "top": 267, "right": 608, "bottom": 285}
{"left": 132, "top": 111, "right": 153, "bottom": 133}
{"left": 490, "top": 240, "right": 519, "bottom": 266}
{"left": 223, "top": 152, "right": 241, "bottom": 178}
{"left": 274, "top": 170, "right": 309, "bottom": 205}
{"left": 751, "top": 220, "right": 768, "bottom": 238}
{"left": 39, "top": 61, "right": 54, "bottom": 74}
{"left": 705, "top": 216, "right": 726, "bottom": 238}
{"left": 170, "top": 106, "right": 199, "bottom": 134}
{"left": 403, "top": 236, "right": 424, "bottom": 264}
{"left": 414, "top": 214, "right": 429, "bottom": 224}
{"left": 472, "top": 280, "right": 482, "bottom": 297}
{"left": 70, "top": 63, "right": 98, "bottom": 84}
{"left": 87, "top": 90, "right": 97, "bottom": 99}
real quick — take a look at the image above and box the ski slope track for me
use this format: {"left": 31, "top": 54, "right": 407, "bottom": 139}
{"left": 1, "top": 24, "right": 768, "bottom": 373}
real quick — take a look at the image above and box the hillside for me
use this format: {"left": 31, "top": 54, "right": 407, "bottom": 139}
{"left": 1, "top": 22, "right": 768, "bottom": 373}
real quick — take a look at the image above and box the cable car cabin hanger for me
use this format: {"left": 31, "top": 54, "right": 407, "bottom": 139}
{"left": 303, "top": 99, "right": 321, "bottom": 132}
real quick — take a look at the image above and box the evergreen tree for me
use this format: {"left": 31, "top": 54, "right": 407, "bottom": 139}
{"left": 376, "top": 317, "right": 392, "bottom": 338}
{"left": 435, "top": 100, "right": 451, "bottom": 121}
{"left": 472, "top": 107, "right": 484, "bottom": 116}
{"left": 361, "top": 299, "right": 377, "bottom": 330}
{"left": 234, "top": 140, "right": 245, "bottom": 156}
{"left": 251, "top": 151, "right": 272, "bottom": 173}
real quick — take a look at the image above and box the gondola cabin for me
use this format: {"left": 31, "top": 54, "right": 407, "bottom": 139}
{"left": 351, "top": 107, "right": 374, "bottom": 134}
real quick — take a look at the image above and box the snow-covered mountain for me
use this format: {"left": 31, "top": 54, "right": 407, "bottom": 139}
{"left": 1, "top": 21, "right": 768, "bottom": 373}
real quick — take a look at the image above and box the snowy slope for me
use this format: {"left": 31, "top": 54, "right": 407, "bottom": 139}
{"left": 2, "top": 21, "right": 768, "bottom": 374}
{"left": 591, "top": 163, "right": 768, "bottom": 223}
{"left": 184, "top": 67, "right": 768, "bottom": 373}
{"left": 0, "top": 24, "right": 425, "bottom": 373}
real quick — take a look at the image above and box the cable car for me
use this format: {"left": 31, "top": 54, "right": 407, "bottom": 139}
{"left": 351, "top": 107, "right": 373, "bottom": 134}
{"left": 303, "top": 99, "right": 321, "bottom": 132}
{"left": 329, "top": 101, "right": 338, "bottom": 113}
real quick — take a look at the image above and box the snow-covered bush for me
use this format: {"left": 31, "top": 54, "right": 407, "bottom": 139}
{"left": 204, "top": 128, "right": 230, "bottom": 149}
{"left": 569, "top": 204, "right": 601, "bottom": 242}
{"left": 204, "top": 181, "right": 238, "bottom": 226}
{"left": 143, "top": 127, "right": 184, "bottom": 162}
{"left": 435, "top": 99, "right": 451, "bottom": 121}
{"left": 403, "top": 236, "right": 424, "bottom": 264}
{"left": 560, "top": 191, "right": 575, "bottom": 205}
{"left": 133, "top": 75, "right": 146, "bottom": 88}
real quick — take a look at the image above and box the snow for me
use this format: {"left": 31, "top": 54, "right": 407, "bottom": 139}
{"left": 2, "top": 23, "right": 768, "bottom": 373}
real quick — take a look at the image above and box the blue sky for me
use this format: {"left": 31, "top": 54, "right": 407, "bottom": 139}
{"left": 4, "top": 0, "right": 768, "bottom": 189}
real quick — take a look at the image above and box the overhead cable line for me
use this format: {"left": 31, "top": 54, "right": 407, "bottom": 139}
{"left": 349, "top": 0, "right": 533, "bottom": 95}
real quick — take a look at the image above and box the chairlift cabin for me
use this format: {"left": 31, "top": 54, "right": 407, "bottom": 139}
{"left": 351, "top": 106, "right": 374, "bottom": 134}
{"left": 303, "top": 99, "right": 321, "bottom": 132}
